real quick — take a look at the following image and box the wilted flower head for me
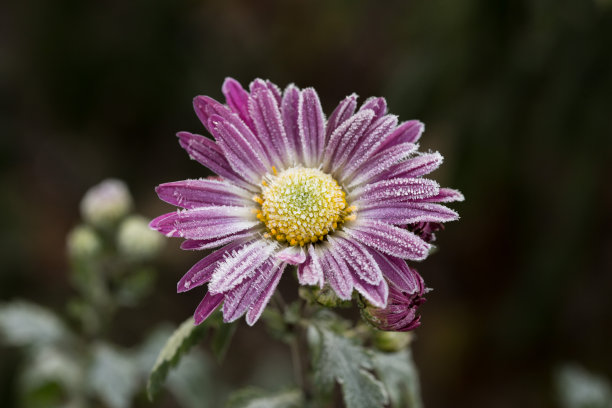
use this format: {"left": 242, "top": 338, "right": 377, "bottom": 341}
{"left": 150, "top": 78, "right": 462, "bottom": 326}
{"left": 81, "top": 179, "right": 132, "bottom": 227}
{"left": 117, "top": 216, "right": 164, "bottom": 260}
{"left": 361, "top": 262, "right": 427, "bottom": 332}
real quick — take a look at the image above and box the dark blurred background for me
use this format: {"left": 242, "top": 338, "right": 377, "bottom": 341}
{"left": 1, "top": 0, "right": 612, "bottom": 407}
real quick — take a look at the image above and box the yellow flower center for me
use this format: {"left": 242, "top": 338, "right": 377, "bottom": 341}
{"left": 253, "top": 167, "right": 356, "bottom": 246}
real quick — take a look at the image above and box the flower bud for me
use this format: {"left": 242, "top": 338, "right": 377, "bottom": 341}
{"left": 117, "top": 215, "right": 164, "bottom": 260}
{"left": 67, "top": 225, "right": 102, "bottom": 259}
{"left": 361, "top": 264, "right": 427, "bottom": 332}
{"left": 80, "top": 179, "right": 132, "bottom": 227}
{"left": 373, "top": 331, "right": 412, "bottom": 352}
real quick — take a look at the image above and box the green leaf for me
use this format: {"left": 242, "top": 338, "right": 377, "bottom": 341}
{"left": 226, "top": 387, "right": 303, "bottom": 408}
{"left": 167, "top": 349, "right": 225, "bottom": 408}
{"left": 371, "top": 349, "right": 423, "bottom": 408}
{"left": 146, "top": 316, "right": 208, "bottom": 401}
{"left": 0, "top": 302, "right": 71, "bottom": 347}
{"left": 88, "top": 343, "right": 139, "bottom": 408}
{"left": 211, "top": 320, "right": 238, "bottom": 362}
{"left": 309, "top": 325, "right": 388, "bottom": 408}
{"left": 21, "top": 346, "right": 83, "bottom": 393}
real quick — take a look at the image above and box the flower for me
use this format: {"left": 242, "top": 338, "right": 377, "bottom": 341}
{"left": 150, "top": 78, "right": 463, "bottom": 326}
{"left": 360, "top": 262, "right": 427, "bottom": 332}
{"left": 81, "top": 179, "right": 132, "bottom": 227}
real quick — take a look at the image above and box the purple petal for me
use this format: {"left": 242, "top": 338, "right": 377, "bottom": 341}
{"left": 194, "top": 292, "right": 224, "bottom": 325}
{"left": 298, "top": 87, "right": 326, "bottom": 167}
{"left": 264, "top": 80, "right": 282, "bottom": 105}
{"left": 193, "top": 95, "right": 232, "bottom": 134}
{"left": 321, "top": 245, "right": 354, "bottom": 300}
{"left": 341, "top": 114, "right": 399, "bottom": 180}
{"left": 354, "top": 277, "right": 388, "bottom": 308}
{"left": 249, "top": 79, "right": 291, "bottom": 166}
{"left": 352, "top": 178, "right": 440, "bottom": 207}
{"left": 221, "top": 260, "right": 282, "bottom": 323}
{"left": 195, "top": 94, "right": 273, "bottom": 167}
{"left": 177, "top": 132, "right": 253, "bottom": 190}
{"left": 380, "top": 152, "right": 444, "bottom": 181}
{"left": 323, "top": 109, "right": 375, "bottom": 174}
{"left": 421, "top": 188, "right": 465, "bottom": 203}
{"left": 149, "top": 207, "right": 257, "bottom": 240}
{"left": 281, "top": 84, "right": 301, "bottom": 164}
{"left": 345, "top": 220, "right": 431, "bottom": 260}
{"left": 222, "top": 77, "right": 256, "bottom": 132}
{"left": 367, "top": 250, "right": 424, "bottom": 295}
{"left": 155, "top": 179, "right": 252, "bottom": 209}
{"left": 360, "top": 202, "right": 459, "bottom": 225}
{"left": 328, "top": 236, "right": 383, "bottom": 285}
{"left": 178, "top": 239, "right": 251, "bottom": 292}
{"left": 347, "top": 142, "right": 418, "bottom": 188}
{"left": 208, "top": 240, "right": 277, "bottom": 294}
{"left": 358, "top": 96, "right": 387, "bottom": 119}
{"left": 276, "top": 246, "right": 307, "bottom": 265}
{"left": 246, "top": 263, "right": 285, "bottom": 325}
{"left": 208, "top": 115, "right": 269, "bottom": 184}
{"left": 297, "top": 245, "right": 324, "bottom": 287}
{"left": 180, "top": 229, "right": 259, "bottom": 251}
{"left": 325, "top": 93, "right": 358, "bottom": 142}
{"left": 375, "top": 120, "right": 424, "bottom": 153}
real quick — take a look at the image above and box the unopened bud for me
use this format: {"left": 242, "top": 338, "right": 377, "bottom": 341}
{"left": 117, "top": 215, "right": 164, "bottom": 260}
{"left": 67, "top": 225, "right": 102, "bottom": 259}
{"left": 80, "top": 179, "right": 132, "bottom": 227}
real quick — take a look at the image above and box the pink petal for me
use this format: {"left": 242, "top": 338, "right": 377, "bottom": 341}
{"left": 328, "top": 236, "right": 383, "bottom": 285}
{"left": 321, "top": 245, "right": 354, "bottom": 300}
{"left": 297, "top": 245, "right": 324, "bottom": 287}
{"left": 358, "top": 96, "right": 387, "bottom": 119}
{"left": 421, "top": 188, "right": 465, "bottom": 203}
{"left": 374, "top": 120, "right": 424, "bottom": 153}
{"left": 222, "top": 77, "right": 255, "bottom": 131}
{"left": 353, "top": 277, "right": 388, "bottom": 308}
{"left": 149, "top": 207, "right": 257, "bottom": 240}
{"left": 208, "top": 240, "right": 277, "bottom": 293}
{"left": 180, "top": 229, "right": 259, "bottom": 251}
{"left": 246, "top": 263, "right": 285, "bottom": 325}
{"left": 325, "top": 93, "right": 358, "bottom": 141}
{"left": 276, "top": 246, "right": 307, "bottom": 265}
{"left": 367, "top": 250, "right": 424, "bottom": 295}
{"left": 298, "top": 87, "right": 326, "bottom": 167}
{"left": 177, "top": 132, "right": 253, "bottom": 190}
{"left": 341, "top": 114, "right": 399, "bottom": 181}
{"left": 347, "top": 142, "right": 418, "bottom": 188}
{"left": 208, "top": 115, "right": 269, "bottom": 184}
{"left": 194, "top": 292, "right": 224, "bottom": 325}
{"left": 352, "top": 178, "right": 440, "bottom": 207}
{"left": 155, "top": 179, "right": 252, "bottom": 209}
{"left": 345, "top": 220, "right": 431, "bottom": 260}
{"left": 249, "top": 79, "right": 291, "bottom": 167}
{"left": 359, "top": 202, "right": 459, "bottom": 225}
{"left": 177, "top": 239, "right": 252, "bottom": 293}
{"left": 323, "top": 109, "right": 375, "bottom": 174}
{"left": 281, "top": 84, "right": 301, "bottom": 164}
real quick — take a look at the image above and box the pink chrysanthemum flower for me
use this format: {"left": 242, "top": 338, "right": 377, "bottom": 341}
{"left": 150, "top": 78, "right": 463, "bottom": 326}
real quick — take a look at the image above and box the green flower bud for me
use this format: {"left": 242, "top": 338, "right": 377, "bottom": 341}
{"left": 373, "top": 331, "right": 412, "bottom": 352}
{"left": 67, "top": 225, "right": 102, "bottom": 259}
{"left": 80, "top": 179, "right": 132, "bottom": 227}
{"left": 117, "top": 215, "right": 163, "bottom": 260}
